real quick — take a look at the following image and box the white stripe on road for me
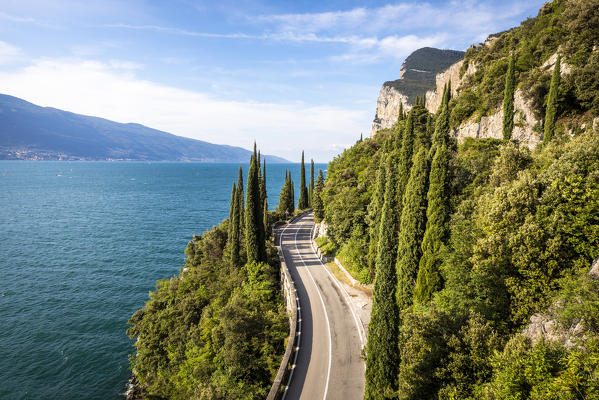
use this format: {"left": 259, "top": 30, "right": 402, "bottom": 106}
{"left": 281, "top": 222, "right": 302, "bottom": 400}
{"left": 293, "top": 216, "right": 332, "bottom": 400}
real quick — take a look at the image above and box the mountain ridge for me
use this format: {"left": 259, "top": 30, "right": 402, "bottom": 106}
{"left": 0, "top": 94, "right": 288, "bottom": 162}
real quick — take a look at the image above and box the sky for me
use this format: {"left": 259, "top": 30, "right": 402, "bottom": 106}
{"left": 0, "top": 0, "right": 547, "bottom": 162}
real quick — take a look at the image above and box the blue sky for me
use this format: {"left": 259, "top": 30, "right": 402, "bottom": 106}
{"left": 0, "top": 0, "right": 546, "bottom": 161}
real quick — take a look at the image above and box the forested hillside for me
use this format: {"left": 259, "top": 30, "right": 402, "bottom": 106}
{"left": 320, "top": 1, "right": 599, "bottom": 398}
{"left": 449, "top": 0, "right": 599, "bottom": 130}
{"left": 127, "top": 148, "right": 288, "bottom": 399}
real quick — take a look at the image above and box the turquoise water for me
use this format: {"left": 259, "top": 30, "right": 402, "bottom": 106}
{"left": 0, "top": 161, "right": 325, "bottom": 400}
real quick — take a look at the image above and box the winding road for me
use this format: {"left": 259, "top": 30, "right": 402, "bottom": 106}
{"left": 278, "top": 213, "right": 365, "bottom": 400}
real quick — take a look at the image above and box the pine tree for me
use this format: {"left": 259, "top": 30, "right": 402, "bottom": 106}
{"left": 396, "top": 147, "right": 430, "bottom": 311}
{"left": 298, "top": 151, "right": 309, "bottom": 209}
{"left": 313, "top": 169, "right": 325, "bottom": 222}
{"left": 544, "top": 55, "right": 561, "bottom": 143}
{"left": 309, "top": 159, "right": 315, "bottom": 208}
{"left": 366, "top": 150, "right": 387, "bottom": 282}
{"left": 414, "top": 144, "right": 449, "bottom": 304}
{"left": 502, "top": 53, "right": 516, "bottom": 140}
{"left": 245, "top": 152, "right": 265, "bottom": 263}
{"left": 365, "top": 155, "right": 400, "bottom": 400}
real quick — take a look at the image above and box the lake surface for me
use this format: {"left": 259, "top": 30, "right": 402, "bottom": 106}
{"left": 0, "top": 161, "right": 326, "bottom": 399}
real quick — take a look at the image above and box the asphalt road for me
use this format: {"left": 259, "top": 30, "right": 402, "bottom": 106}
{"left": 279, "top": 213, "right": 365, "bottom": 400}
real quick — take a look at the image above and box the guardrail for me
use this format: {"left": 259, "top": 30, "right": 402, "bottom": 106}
{"left": 267, "top": 212, "right": 307, "bottom": 400}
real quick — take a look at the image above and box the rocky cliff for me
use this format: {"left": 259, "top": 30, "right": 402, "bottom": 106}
{"left": 371, "top": 47, "right": 464, "bottom": 136}
{"left": 374, "top": 37, "right": 575, "bottom": 149}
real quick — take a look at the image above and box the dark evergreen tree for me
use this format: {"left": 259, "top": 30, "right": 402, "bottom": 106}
{"left": 309, "top": 159, "right": 315, "bottom": 208}
{"left": 245, "top": 152, "right": 265, "bottom": 263}
{"left": 313, "top": 169, "right": 325, "bottom": 222}
{"left": 298, "top": 151, "right": 309, "bottom": 209}
{"left": 544, "top": 55, "right": 561, "bottom": 143}
{"left": 396, "top": 109, "right": 415, "bottom": 211}
{"left": 502, "top": 53, "right": 516, "bottom": 140}
{"left": 236, "top": 166, "right": 244, "bottom": 249}
{"left": 278, "top": 171, "right": 290, "bottom": 218}
{"left": 290, "top": 175, "right": 295, "bottom": 214}
{"left": 431, "top": 84, "right": 451, "bottom": 154}
{"left": 261, "top": 159, "right": 268, "bottom": 238}
{"left": 366, "top": 150, "right": 387, "bottom": 281}
{"left": 396, "top": 147, "right": 430, "bottom": 311}
{"left": 228, "top": 182, "right": 236, "bottom": 221}
{"left": 365, "top": 155, "right": 400, "bottom": 400}
{"left": 414, "top": 144, "right": 450, "bottom": 304}
{"left": 397, "top": 102, "right": 404, "bottom": 123}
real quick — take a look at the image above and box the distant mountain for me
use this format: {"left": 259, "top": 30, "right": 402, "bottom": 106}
{"left": 0, "top": 94, "right": 288, "bottom": 162}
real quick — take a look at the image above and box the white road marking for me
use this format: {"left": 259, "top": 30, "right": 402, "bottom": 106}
{"left": 309, "top": 224, "right": 366, "bottom": 350}
{"left": 281, "top": 222, "right": 302, "bottom": 400}
{"left": 293, "top": 216, "right": 332, "bottom": 400}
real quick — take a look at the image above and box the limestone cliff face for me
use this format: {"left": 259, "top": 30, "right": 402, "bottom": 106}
{"left": 371, "top": 47, "right": 464, "bottom": 136}
{"left": 446, "top": 51, "right": 571, "bottom": 148}
{"left": 450, "top": 89, "right": 543, "bottom": 148}
{"left": 425, "top": 60, "right": 477, "bottom": 114}
{"left": 371, "top": 85, "right": 411, "bottom": 135}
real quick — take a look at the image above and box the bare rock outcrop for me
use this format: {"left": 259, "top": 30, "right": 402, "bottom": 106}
{"left": 371, "top": 85, "right": 411, "bottom": 135}
{"left": 522, "top": 257, "right": 599, "bottom": 346}
{"left": 425, "top": 60, "right": 478, "bottom": 114}
{"left": 451, "top": 89, "right": 543, "bottom": 148}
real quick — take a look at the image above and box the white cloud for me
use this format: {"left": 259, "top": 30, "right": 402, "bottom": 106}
{"left": 0, "top": 41, "right": 22, "bottom": 65}
{"left": 0, "top": 58, "right": 369, "bottom": 161}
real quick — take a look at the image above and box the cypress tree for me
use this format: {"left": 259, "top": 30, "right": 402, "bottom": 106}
{"left": 236, "top": 166, "right": 244, "bottom": 246}
{"left": 396, "top": 147, "right": 430, "bottom": 311}
{"left": 397, "top": 102, "right": 404, "bottom": 123}
{"left": 262, "top": 159, "right": 269, "bottom": 238}
{"left": 313, "top": 169, "right": 325, "bottom": 222}
{"left": 309, "top": 159, "right": 315, "bottom": 208}
{"left": 431, "top": 85, "right": 451, "bottom": 154}
{"left": 365, "top": 155, "right": 400, "bottom": 400}
{"left": 298, "top": 151, "right": 309, "bottom": 209}
{"left": 279, "top": 171, "right": 290, "bottom": 218}
{"left": 544, "top": 55, "right": 561, "bottom": 143}
{"left": 414, "top": 144, "right": 449, "bottom": 304}
{"left": 263, "top": 199, "right": 269, "bottom": 242}
{"left": 502, "top": 53, "right": 516, "bottom": 140}
{"left": 366, "top": 149, "right": 387, "bottom": 281}
{"left": 290, "top": 175, "right": 295, "bottom": 214}
{"left": 227, "top": 182, "right": 241, "bottom": 266}
{"left": 245, "top": 153, "right": 265, "bottom": 263}
{"left": 396, "top": 109, "right": 415, "bottom": 212}
{"left": 228, "top": 182, "right": 236, "bottom": 221}
{"left": 260, "top": 159, "right": 267, "bottom": 212}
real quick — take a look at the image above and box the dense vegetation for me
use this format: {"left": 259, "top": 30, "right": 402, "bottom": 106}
{"left": 450, "top": 0, "right": 599, "bottom": 130}
{"left": 127, "top": 148, "right": 288, "bottom": 399}
{"left": 321, "top": 3, "right": 599, "bottom": 396}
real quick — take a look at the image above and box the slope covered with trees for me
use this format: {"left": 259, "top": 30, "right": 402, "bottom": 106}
{"left": 449, "top": 0, "right": 599, "bottom": 131}
{"left": 320, "top": 2, "right": 599, "bottom": 397}
{"left": 127, "top": 146, "right": 286, "bottom": 399}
